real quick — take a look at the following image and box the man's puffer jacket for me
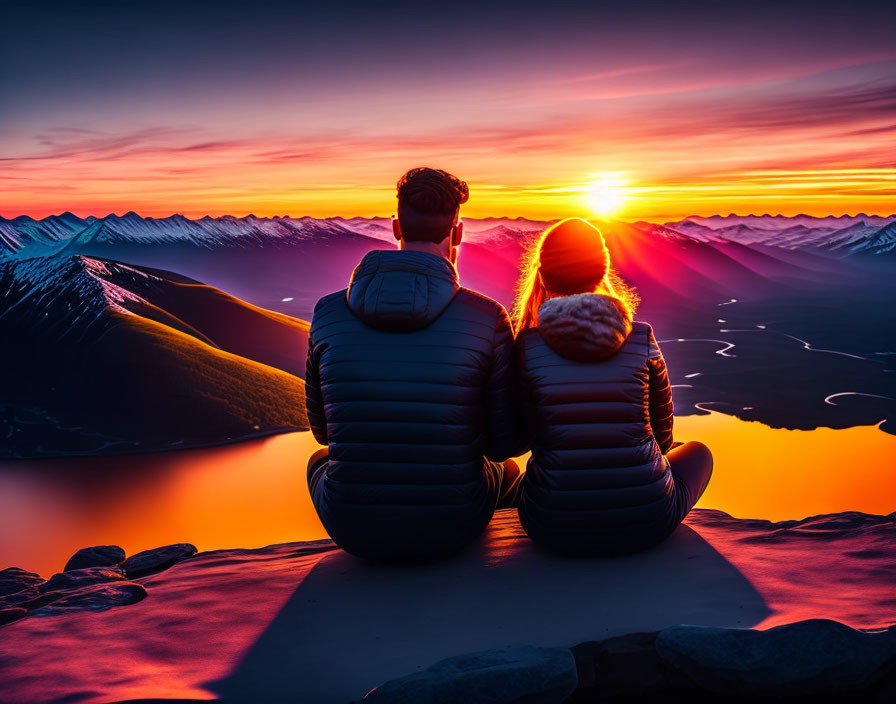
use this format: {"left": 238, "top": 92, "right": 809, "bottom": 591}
{"left": 305, "top": 249, "right": 520, "bottom": 560}
{"left": 515, "top": 292, "right": 677, "bottom": 555}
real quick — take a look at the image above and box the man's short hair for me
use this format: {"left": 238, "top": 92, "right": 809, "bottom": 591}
{"left": 396, "top": 167, "right": 469, "bottom": 243}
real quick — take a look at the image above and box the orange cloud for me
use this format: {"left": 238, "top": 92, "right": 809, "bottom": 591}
{"left": 3, "top": 62, "right": 894, "bottom": 220}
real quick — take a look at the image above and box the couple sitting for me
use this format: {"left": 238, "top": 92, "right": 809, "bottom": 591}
{"left": 305, "top": 167, "right": 713, "bottom": 560}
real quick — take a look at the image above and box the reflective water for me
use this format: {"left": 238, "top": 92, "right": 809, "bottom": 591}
{"left": 1, "top": 413, "right": 894, "bottom": 576}
{"left": 676, "top": 412, "right": 896, "bottom": 522}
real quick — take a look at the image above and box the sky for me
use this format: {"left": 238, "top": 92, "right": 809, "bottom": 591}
{"left": 2, "top": 0, "right": 895, "bottom": 221}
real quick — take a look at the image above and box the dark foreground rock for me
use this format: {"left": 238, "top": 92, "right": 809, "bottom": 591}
{"left": 40, "top": 566, "right": 127, "bottom": 592}
{"left": 362, "top": 645, "right": 578, "bottom": 704}
{"left": 3, "top": 567, "right": 138, "bottom": 612}
{"left": 31, "top": 582, "right": 147, "bottom": 615}
{"left": 566, "top": 619, "right": 896, "bottom": 702}
{"left": 571, "top": 632, "right": 665, "bottom": 700}
{"left": 0, "top": 606, "right": 28, "bottom": 626}
{"left": 63, "top": 544, "right": 126, "bottom": 571}
{"left": 655, "top": 619, "right": 896, "bottom": 697}
{"left": 123, "top": 543, "right": 197, "bottom": 578}
{"left": 1, "top": 541, "right": 196, "bottom": 628}
{"left": 365, "top": 620, "right": 896, "bottom": 703}
{"left": 0, "top": 567, "right": 43, "bottom": 596}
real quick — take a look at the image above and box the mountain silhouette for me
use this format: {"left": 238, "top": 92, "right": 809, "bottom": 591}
{"left": 1, "top": 212, "right": 894, "bottom": 455}
{"left": 0, "top": 255, "right": 309, "bottom": 458}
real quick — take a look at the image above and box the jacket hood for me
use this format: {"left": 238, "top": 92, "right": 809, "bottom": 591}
{"left": 537, "top": 293, "right": 633, "bottom": 362}
{"left": 346, "top": 250, "right": 460, "bottom": 331}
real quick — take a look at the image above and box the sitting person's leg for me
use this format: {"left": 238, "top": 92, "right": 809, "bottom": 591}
{"left": 307, "top": 447, "right": 330, "bottom": 500}
{"left": 667, "top": 440, "right": 713, "bottom": 519}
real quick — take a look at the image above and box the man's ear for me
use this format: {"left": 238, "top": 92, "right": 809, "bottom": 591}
{"left": 451, "top": 220, "right": 464, "bottom": 248}
{"left": 392, "top": 217, "right": 402, "bottom": 243}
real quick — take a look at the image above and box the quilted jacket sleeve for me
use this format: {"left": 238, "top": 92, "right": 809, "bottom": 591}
{"left": 646, "top": 326, "right": 674, "bottom": 455}
{"left": 483, "top": 307, "right": 521, "bottom": 461}
{"left": 304, "top": 314, "right": 328, "bottom": 446}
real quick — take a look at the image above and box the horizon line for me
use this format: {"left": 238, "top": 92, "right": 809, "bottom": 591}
{"left": 3, "top": 211, "right": 896, "bottom": 223}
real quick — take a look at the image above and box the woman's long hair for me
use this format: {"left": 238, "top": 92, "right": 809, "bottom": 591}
{"left": 512, "top": 217, "right": 638, "bottom": 331}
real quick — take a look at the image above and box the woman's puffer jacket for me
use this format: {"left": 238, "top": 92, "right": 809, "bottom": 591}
{"left": 516, "top": 292, "right": 677, "bottom": 555}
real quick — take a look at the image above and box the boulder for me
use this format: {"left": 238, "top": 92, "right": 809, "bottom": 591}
{"left": 0, "top": 588, "right": 39, "bottom": 606}
{"left": 39, "top": 567, "right": 127, "bottom": 593}
{"left": 0, "top": 563, "right": 148, "bottom": 622}
{"left": 0, "top": 607, "right": 28, "bottom": 626}
{"left": 123, "top": 543, "right": 197, "bottom": 578}
{"left": 0, "top": 567, "right": 43, "bottom": 597}
{"left": 64, "top": 545, "right": 125, "bottom": 572}
{"left": 362, "top": 645, "right": 578, "bottom": 704}
{"left": 30, "top": 582, "right": 147, "bottom": 615}
{"left": 572, "top": 631, "right": 665, "bottom": 699}
{"left": 5, "top": 568, "right": 128, "bottom": 611}
{"left": 656, "top": 619, "right": 896, "bottom": 696}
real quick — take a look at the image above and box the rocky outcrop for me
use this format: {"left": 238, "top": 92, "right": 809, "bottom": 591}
{"left": 0, "top": 567, "right": 43, "bottom": 597}
{"left": 123, "top": 543, "right": 197, "bottom": 578}
{"left": 30, "top": 583, "right": 147, "bottom": 615}
{"left": 0, "top": 541, "right": 198, "bottom": 627}
{"left": 1, "top": 566, "right": 141, "bottom": 618}
{"left": 363, "top": 621, "right": 896, "bottom": 703}
{"left": 655, "top": 619, "right": 896, "bottom": 697}
{"left": 566, "top": 620, "right": 896, "bottom": 702}
{"left": 362, "top": 646, "right": 578, "bottom": 704}
{"left": 63, "top": 545, "right": 126, "bottom": 571}
{"left": 0, "top": 607, "right": 28, "bottom": 626}
{"left": 39, "top": 566, "right": 127, "bottom": 593}
{"left": 571, "top": 632, "right": 665, "bottom": 700}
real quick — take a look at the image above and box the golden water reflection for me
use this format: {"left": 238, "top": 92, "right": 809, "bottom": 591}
{"left": 1, "top": 413, "right": 893, "bottom": 576}
{"left": 0, "top": 433, "right": 326, "bottom": 576}
{"left": 678, "top": 411, "right": 896, "bottom": 521}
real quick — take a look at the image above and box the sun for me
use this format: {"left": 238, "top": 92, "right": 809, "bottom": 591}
{"left": 585, "top": 177, "right": 628, "bottom": 218}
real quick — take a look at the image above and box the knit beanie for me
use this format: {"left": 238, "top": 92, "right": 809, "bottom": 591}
{"left": 538, "top": 218, "right": 609, "bottom": 295}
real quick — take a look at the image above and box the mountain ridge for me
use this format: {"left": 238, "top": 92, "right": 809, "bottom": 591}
{"left": 3, "top": 212, "right": 894, "bottom": 259}
{"left": 1, "top": 255, "right": 310, "bottom": 458}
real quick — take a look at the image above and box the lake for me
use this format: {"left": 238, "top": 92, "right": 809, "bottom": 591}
{"left": 1, "top": 411, "right": 894, "bottom": 576}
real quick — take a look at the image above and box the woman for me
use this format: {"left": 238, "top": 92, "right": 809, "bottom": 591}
{"left": 513, "top": 217, "right": 713, "bottom": 556}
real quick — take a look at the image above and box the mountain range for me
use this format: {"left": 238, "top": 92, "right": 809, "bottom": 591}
{"left": 1, "top": 211, "right": 894, "bottom": 457}
{"left": 0, "top": 255, "right": 309, "bottom": 457}
{"left": 666, "top": 214, "right": 896, "bottom": 255}
{"left": 2, "top": 212, "right": 894, "bottom": 260}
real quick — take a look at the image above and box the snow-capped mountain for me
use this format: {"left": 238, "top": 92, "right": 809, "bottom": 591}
{"left": 631, "top": 221, "right": 696, "bottom": 244}
{"left": 463, "top": 223, "right": 544, "bottom": 247}
{"left": 658, "top": 219, "right": 721, "bottom": 242}
{"left": 0, "top": 213, "right": 552, "bottom": 258}
{"left": 0, "top": 255, "right": 155, "bottom": 339}
{"left": 0, "top": 253, "right": 311, "bottom": 457}
{"left": 329, "top": 216, "right": 394, "bottom": 241}
{"left": 666, "top": 214, "right": 896, "bottom": 255}
{"left": 2, "top": 213, "right": 895, "bottom": 265}
{"left": 0, "top": 213, "right": 379, "bottom": 257}
{"left": 462, "top": 217, "right": 551, "bottom": 234}
{"left": 0, "top": 211, "right": 89, "bottom": 254}
{"left": 838, "top": 220, "right": 896, "bottom": 255}
{"left": 676, "top": 214, "right": 894, "bottom": 230}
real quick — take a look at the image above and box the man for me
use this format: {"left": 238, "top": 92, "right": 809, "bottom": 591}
{"left": 304, "top": 167, "right": 522, "bottom": 561}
